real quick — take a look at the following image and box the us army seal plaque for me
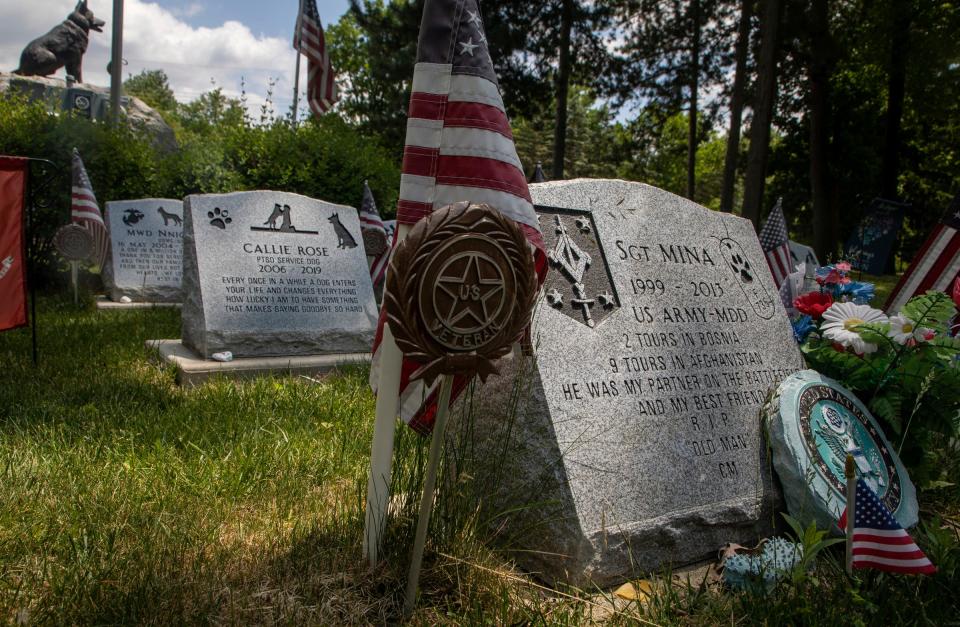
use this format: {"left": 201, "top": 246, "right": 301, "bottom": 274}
{"left": 384, "top": 202, "right": 538, "bottom": 384}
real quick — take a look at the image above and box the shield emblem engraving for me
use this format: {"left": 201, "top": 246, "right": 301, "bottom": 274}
{"left": 536, "top": 205, "right": 619, "bottom": 328}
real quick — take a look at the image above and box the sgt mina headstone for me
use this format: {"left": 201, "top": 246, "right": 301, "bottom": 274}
{"left": 180, "top": 191, "right": 378, "bottom": 359}
{"left": 103, "top": 199, "right": 183, "bottom": 303}
{"left": 459, "top": 179, "right": 805, "bottom": 586}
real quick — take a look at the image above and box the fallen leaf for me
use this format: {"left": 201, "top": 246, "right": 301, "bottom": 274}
{"left": 614, "top": 579, "right": 653, "bottom": 603}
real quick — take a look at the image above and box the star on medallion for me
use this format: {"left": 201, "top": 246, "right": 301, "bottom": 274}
{"left": 598, "top": 291, "right": 615, "bottom": 307}
{"left": 575, "top": 217, "right": 591, "bottom": 233}
{"left": 458, "top": 38, "right": 479, "bottom": 56}
{"left": 546, "top": 288, "right": 563, "bottom": 307}
{"left": 436, "top": 254, "right": 503, "bottom": 328}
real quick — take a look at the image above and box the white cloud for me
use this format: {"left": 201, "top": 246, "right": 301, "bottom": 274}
{"left": 0, "top": 0, "right": 308, "bottom": 120}
{"left": 171, "top": 3, "right": 204, "bottom": 19}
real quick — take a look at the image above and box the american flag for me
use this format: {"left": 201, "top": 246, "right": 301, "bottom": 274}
{"left": 839, "top": 478, "right": 936, "bottom": 575}
{"left": 359, "top": 180, "right": 389, "bottom": 288}
{"left": 369, "top": 0, "right": 547, "bottom": 434}
{"left": 294, "top": 0, "right": 337, "bottom": 116}
{"left": 885, "top": 195, "right": 960, "bottom": 313}
{"left": 71, "top": 149, "right": 108, "bottom": 268}
{"left": 758, "top": 198, "right": 792, "bottom": 288}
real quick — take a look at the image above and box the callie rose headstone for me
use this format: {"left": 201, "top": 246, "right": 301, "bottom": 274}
{"left": 181, "top": 191, "right": 378, "bottom": 359}
{"left": 457, "top": 179, "right": 805, "bottom": 586}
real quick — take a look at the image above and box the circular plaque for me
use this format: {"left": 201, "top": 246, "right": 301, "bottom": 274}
{"left": 765, "top": 370, "right": 918, "bottom": 530}
{"left": 383, "top": 202, "right": 538, "bottom": 383}
{"left": 53, "top": 224, "right": 94, "bottom": 261}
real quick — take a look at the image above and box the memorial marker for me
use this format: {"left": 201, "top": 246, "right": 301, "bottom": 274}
{"left": 459, "top": 179, "right": 805, "bottom": 586}
{"left": 103, "top": 199, "right": 183, "bottom": 303}
{"left": 180, "top": 190, "right": 378, "bottom": 359}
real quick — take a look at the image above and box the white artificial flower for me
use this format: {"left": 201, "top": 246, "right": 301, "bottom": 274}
{"left": 887, "top": 314, "right": 924, "bottom": 345}
{"left": 821, "top": 302, "right": 888, "bottom": 354}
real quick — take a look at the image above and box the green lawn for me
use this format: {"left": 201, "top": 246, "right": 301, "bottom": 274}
{"left": 1, "top": 293, "right": 958, "bottom": 625}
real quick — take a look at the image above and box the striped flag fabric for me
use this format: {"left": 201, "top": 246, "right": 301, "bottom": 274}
{"left": 369, "top": 0, "right": 547, "bottom": 434}
{"left": 885, "top": 195, "right": 960, "bottom": 313}
{"left": 359, "top": 181, "right": 389, "bottom": 288}
{"left": 758, "top": 198, "right": 792, "bottom": 288}
{"left": 294, "top": 0, "right": 337, "bottom": 116}
{"left": 839, "top": 478, "right": 936, "bottom": 575}
{"left": 71, "top": 149, "right": 108, "bottom": 268}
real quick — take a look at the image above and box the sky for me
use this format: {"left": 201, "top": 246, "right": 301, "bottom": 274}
{"left": 1, "top": 1, "right": 352, "bottom": 118}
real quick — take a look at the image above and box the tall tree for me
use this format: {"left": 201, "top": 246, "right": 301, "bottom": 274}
{"left": 879, "top": 0, "right": 912, "bottom": 200}
{"left": 742, "top": 0, "right": 782, "bottom": 227}
{"left": 553, "top": 0, "right": 574, "bottom": 179}
{"left": 808, "top": 0, "right": 838, "bottom": 259}
{"left": 719, "top": 0, "right": 753, "bottom": 212}
{"left": 686, "top": 0, "right": 701, "bottom": 199}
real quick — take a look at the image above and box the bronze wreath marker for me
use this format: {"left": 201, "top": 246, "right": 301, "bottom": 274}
{"left": 383, "top": 201, "right": 538, "bottom": 612}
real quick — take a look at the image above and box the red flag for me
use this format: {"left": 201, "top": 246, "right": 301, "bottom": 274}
{"left": 0, "top": 156, "right": 29, "bottom": 333}
{"left": 369, "top": 0, "right": 547, "bottom": 434}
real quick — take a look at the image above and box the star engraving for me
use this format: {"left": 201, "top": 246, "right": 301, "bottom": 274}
{"left": 458, "top": 38, "right": 479, "bottom": 56}
{"left": 575, "top": 217, "right": 591, "bottom": 234}
{"left": 598, "top": 291, "right": 615, "bottom": 307}
{"left": 436, "top": 253, "right": 503, "bottom": 330}
{"left": 546, "top": 287, "right": 563, "bottom": 307}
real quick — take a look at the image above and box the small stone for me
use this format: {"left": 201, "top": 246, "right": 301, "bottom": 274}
{"left": 211, "top": 351, "right": 233, "bottom": 362}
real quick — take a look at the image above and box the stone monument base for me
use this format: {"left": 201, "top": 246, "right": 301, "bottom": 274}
{"left": 146, "top": 340, "right": 371, "bottom": 387}
{"left": 96, "top": 296, "right": 182, "bottom": 310}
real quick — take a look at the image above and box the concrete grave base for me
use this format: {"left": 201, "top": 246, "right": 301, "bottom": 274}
{"left": 146, "top": 339, "right": 371, "bottom": 387}
{"left": 96, "top": 296, "right": 182, "bottom": 310}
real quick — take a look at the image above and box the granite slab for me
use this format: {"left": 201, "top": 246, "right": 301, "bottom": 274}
{"left": 103, "top": 198, "right": 183, "bottom": 302}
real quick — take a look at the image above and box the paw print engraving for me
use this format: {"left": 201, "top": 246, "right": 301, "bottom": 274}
{"left": 723, "top": 241, "right": 753, "bottom": 283}
{"left": 208, "top": 207, "right": 232, "bottom": 230}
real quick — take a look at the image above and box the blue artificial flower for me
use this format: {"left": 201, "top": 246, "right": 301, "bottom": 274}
{"left": 839, "top": 281, "right": 876, "bottom": 304}
{"left": 792, "top": 315, "right": 815, "bottom": 343}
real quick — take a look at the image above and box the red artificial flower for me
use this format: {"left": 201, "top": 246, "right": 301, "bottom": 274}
{"left": 795, "top": 291, "right": 834, "bottom": 319}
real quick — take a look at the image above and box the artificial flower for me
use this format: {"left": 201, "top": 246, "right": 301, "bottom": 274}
{"left": 795, "top": 291, "right": 833, "bottom": 319}
{"left": 821, "top": 302, "right": 888, "bottom": 354}
{"left": 835, "top": 262, "right": 852, "bottom": 273}
{"left": 791, "top": 315, "right": 815, "bottom": 343}
{"left": 887, "top": 314, "right": 923, "bottom": 345}
{"left": 815, "top": 267, "right": 843, "bottom": 285}
{"left": 838, "top": 281, "right": 876, "bottom": 304}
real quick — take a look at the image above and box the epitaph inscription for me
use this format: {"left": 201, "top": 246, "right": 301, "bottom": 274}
{"left": 458, "top": 179, "right": 805, "bottom": 586}
{"left": 181, "top": 191, "right": 377, "bottom": 359}
{"left": 104, "top": 199, "right": 183, "bottom": 302}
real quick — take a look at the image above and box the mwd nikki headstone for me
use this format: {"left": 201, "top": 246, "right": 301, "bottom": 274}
{"left": 460, "top": 179, "right": 804, "bottom": 586}
{"left": 181, "top": 191, "right": 378, "bottom": 358}
{"left": 104, "top": 199, "right": 183, "bottom": 302}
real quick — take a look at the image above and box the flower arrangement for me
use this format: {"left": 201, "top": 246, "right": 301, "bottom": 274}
{"left": 791, "top": 263, "right": 960, "bottom": 480}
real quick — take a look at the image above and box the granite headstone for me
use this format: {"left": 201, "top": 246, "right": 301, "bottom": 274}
{"left": 181, "top": 191, "right": 378, "bottom": 359}
{"left": 765, "top": 369, "right": 918, "bottom": 531}
{"left": 456, "top": 179, "right": 805, "bottom": 586}
{"left": 104, "top": 199, "right": 183, "bottom": 302}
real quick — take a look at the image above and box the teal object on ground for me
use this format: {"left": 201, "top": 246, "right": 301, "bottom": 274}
{"left": 765, "top": 370, "right": 918, "bottom": 531}
{"left": 722, "top": 537, "right": 804, "bottom": 592}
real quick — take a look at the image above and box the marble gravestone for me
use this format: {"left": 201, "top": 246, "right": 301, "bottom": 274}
{"left": 104, "top": 199, "right": 183, "bottom": 302}
{"left": 181, "top": 191, "right": 378, "bottom": 359}
{"left": 458, "top": 179, "right": 805, "bottom": 586}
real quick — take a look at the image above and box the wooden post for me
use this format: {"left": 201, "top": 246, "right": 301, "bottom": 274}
{"left": 109, "top": 0, "right": 124, "bottom": 126}
{"left": 363, "top": 223, "right": 410, "bottom": 565}
{"left": 845, "top": 453, "right": 856, "bottom": 576}
{"left": 404, "top": 374, "right": 455, "bottom": 614}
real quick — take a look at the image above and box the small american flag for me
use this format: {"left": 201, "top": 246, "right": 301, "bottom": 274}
{"left": 758, "top": 198, "right": 792, "bottom": 288}
{"left": 885, "top": 195, "right": 960, "bottom": 313}
{"left": 71, "top": 149, "right": 108, "bottom": 268}
{"left": 369, "top": 0, "right": 547, "bottom": 434}
{"left": 840, "top": 478, "right": 936, "bottom": 575}
{"left": 294, "top": 0, "right": 337, "bottom": 116}
{"left": 359, "top": 181, "right": 389, "bottom": 288}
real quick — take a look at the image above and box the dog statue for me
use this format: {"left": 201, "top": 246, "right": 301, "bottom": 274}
{"left": 14, "top": 1, "right": 105, "bottom": 83}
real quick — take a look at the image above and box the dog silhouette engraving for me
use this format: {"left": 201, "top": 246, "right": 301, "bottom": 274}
{"left": 328, "top": 214, "right": 358, "bottom": 249}
{"left": 157, "top": 206, "right": 182, "bottom": 227}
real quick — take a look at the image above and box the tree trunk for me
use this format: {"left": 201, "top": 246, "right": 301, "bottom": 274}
{"left": 809, "top": 0, "right": 835, "bottom": 260}
{"left": 720, "top": 0, "right": 752, "bottom": 213}
{"left": 742, "top": 0, "right": 781, "bottom": 227}
{"left": 686, "top": 0, "right": 701, "bottom": 200}
{"left": 880, "top": 0, "right": 910, "bottom": 200}
{"left": 552, "top": 0, "right": 574, "bottom": 181}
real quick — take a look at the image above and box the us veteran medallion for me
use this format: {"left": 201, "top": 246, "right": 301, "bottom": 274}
{"left": 383, "top": 202, "right": 538, "bottom": 384}
{"left": 765, "top": 370, "right": 918, "bottom": 530}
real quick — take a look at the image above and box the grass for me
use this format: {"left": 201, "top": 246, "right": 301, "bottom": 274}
{"left": 1, "top": 292, "right": 958, "bottom": 625}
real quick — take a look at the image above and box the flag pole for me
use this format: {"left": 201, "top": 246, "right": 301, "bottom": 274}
{"left": 845, "top": 453, "right": 855, "bottom": 576}
{"left": 363, "top": 224, "right": 410, "bottom": 566}
{"left": 109, "top": 0, "right": 125, "bottom": 127}
{"left": 292, "top": 0, "right": 304, "bottom": 125}
{"left": 404, "top": 373, "right": 455, "bottom": 614}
